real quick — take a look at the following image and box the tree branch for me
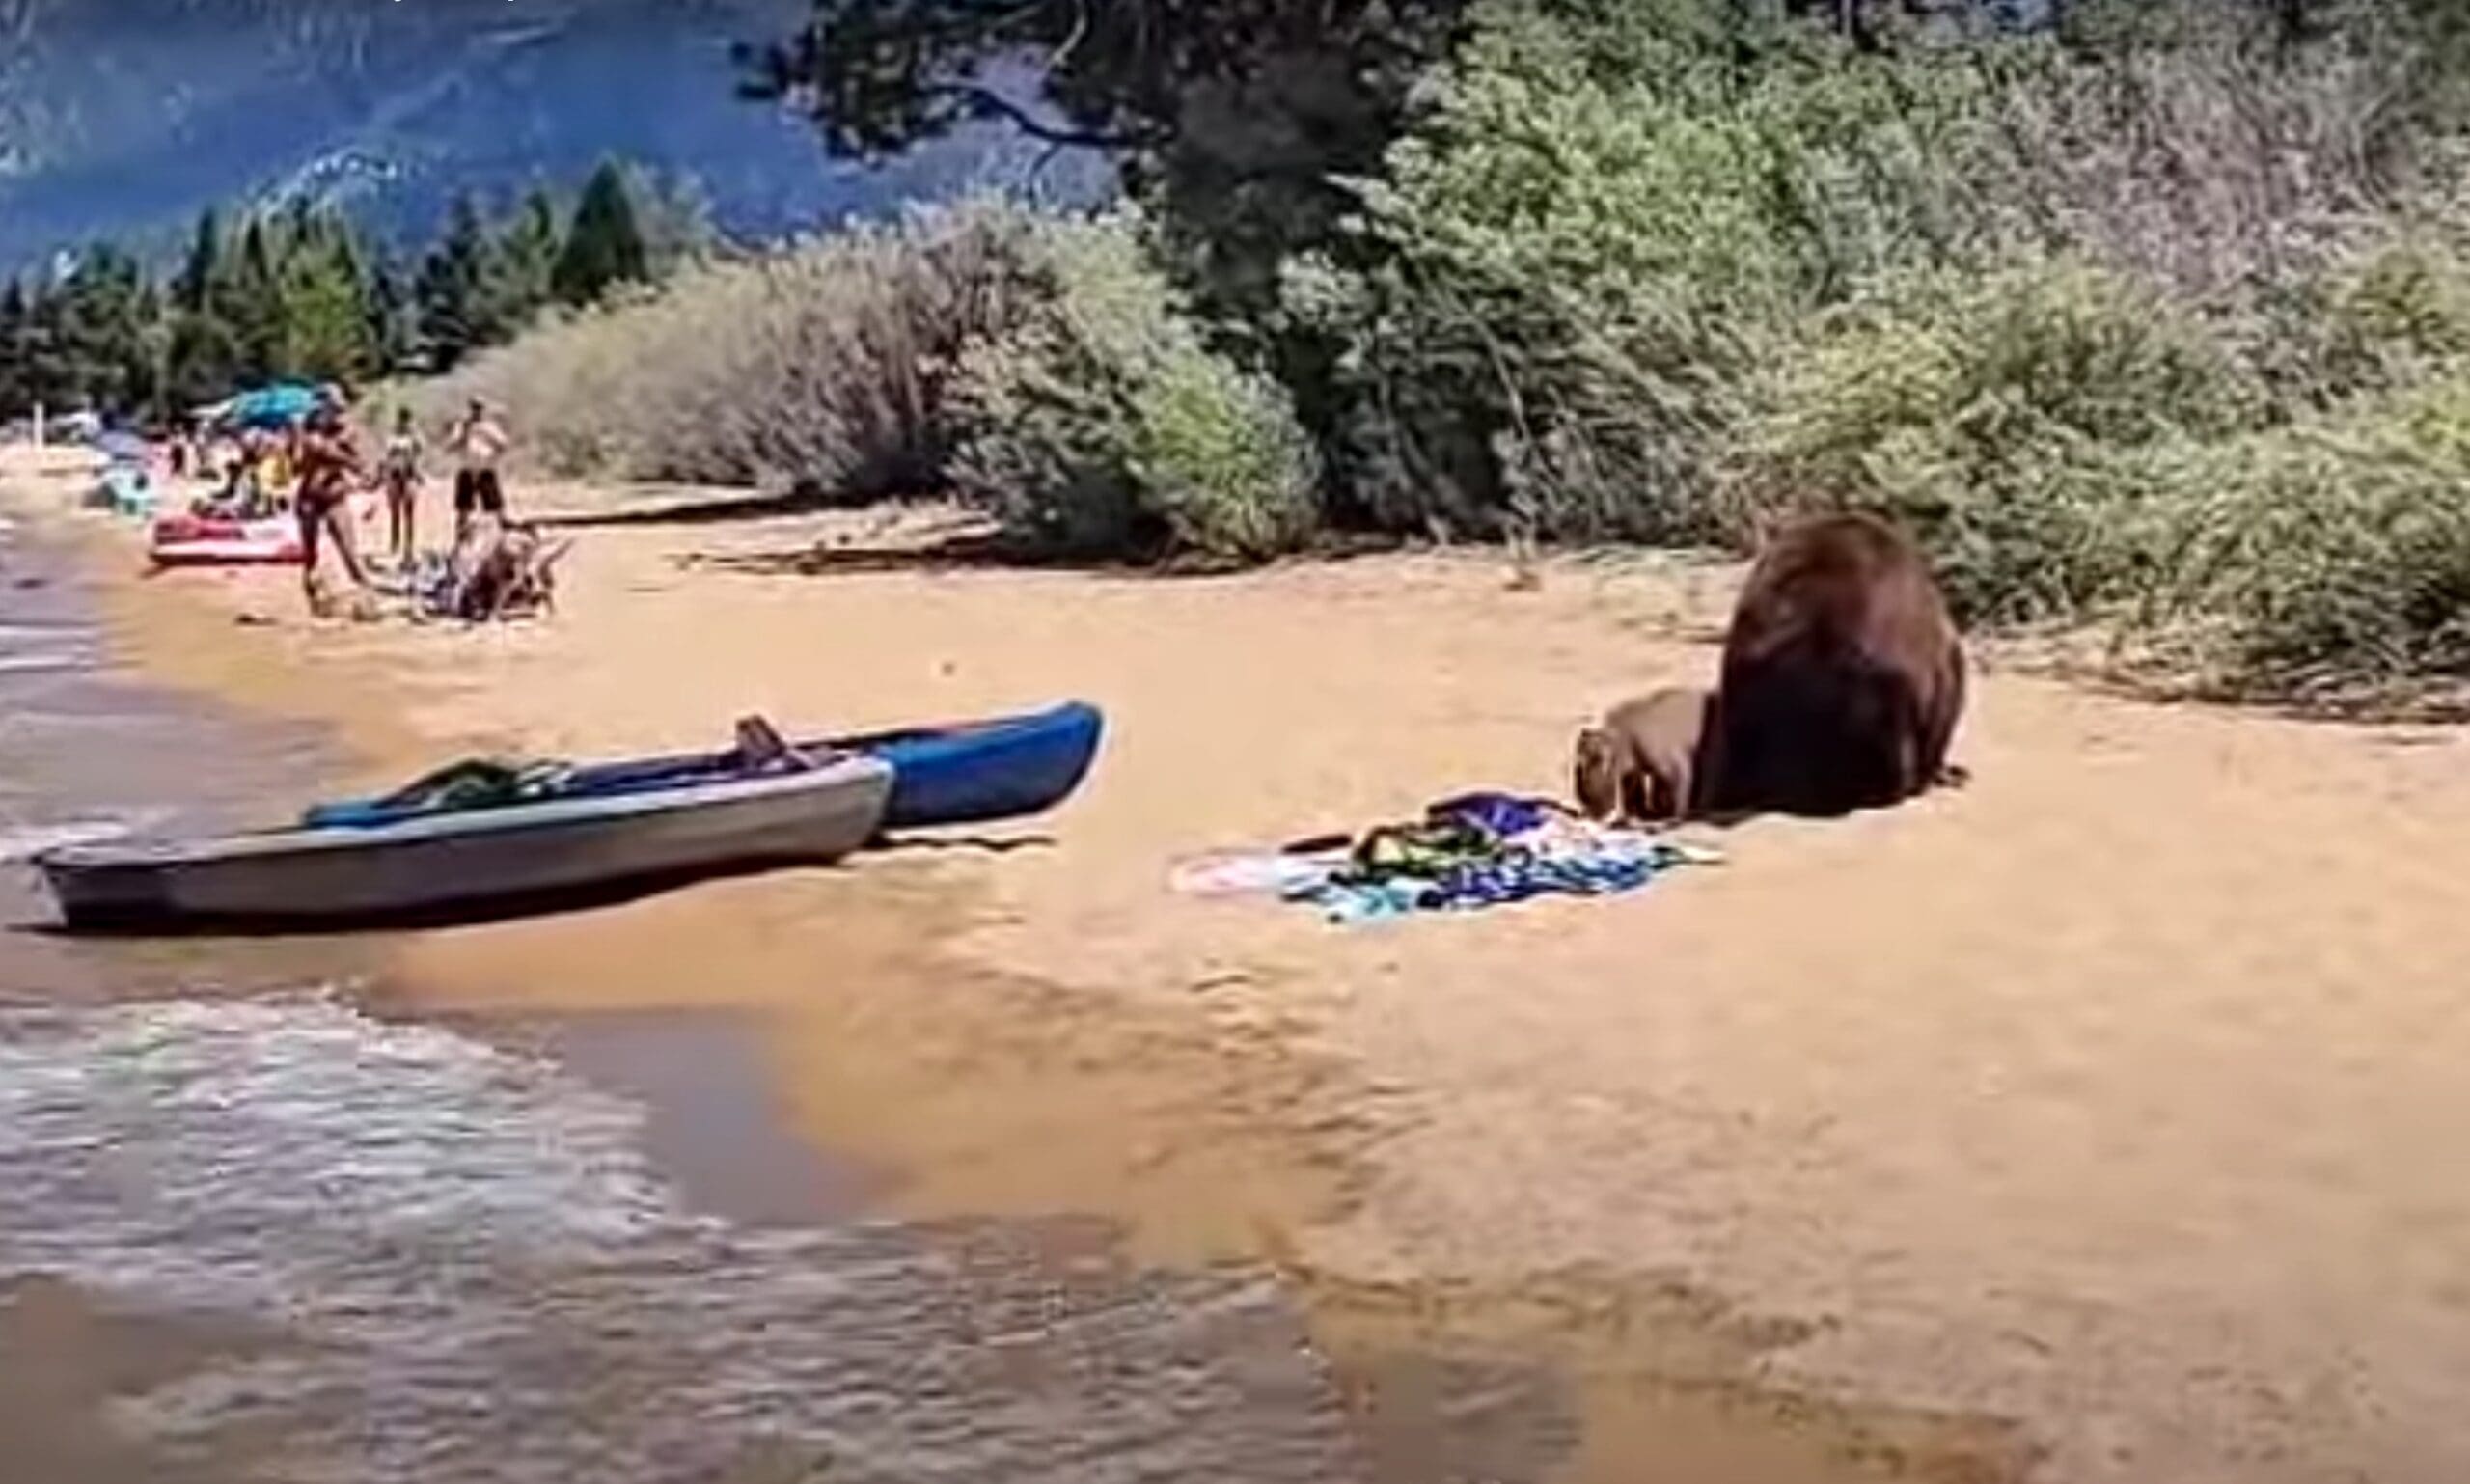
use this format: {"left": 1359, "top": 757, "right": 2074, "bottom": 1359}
{"left": 921, "top": 80, "right": 1154, "bottom": 150}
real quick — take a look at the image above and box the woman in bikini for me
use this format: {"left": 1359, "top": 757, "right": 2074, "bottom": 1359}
{"left": 293, "top": 392, "right": 374, "bottom": 613}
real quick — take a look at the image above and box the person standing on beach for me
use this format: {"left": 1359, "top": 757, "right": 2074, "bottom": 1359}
{"left": 294, "top": 389, "right": 373, "bottom": 614}
{"left": 448, "top": 397, "right": 510, "bottom": 538}
{"left": 380, "top": 407, "right": 425, "bottom": 565}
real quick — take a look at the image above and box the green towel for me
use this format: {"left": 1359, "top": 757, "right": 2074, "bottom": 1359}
{"left": 374, "top": 757, "right": 577, "bottom": 814}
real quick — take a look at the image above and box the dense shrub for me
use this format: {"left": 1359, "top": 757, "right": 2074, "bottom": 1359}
{"left": 1740, "top": 260, "right": 2263, "bottom": 623}
{"left": 408, "top": 198, "right": 1053, "bottom": 496}
{"left": 947, "top": 213, "right": 1320, "bottom": 562}
{"left": 1291, "top": 0, "right": 2457, "bottom": 544}
{"left": 1733, "top": 242, "right": 2470, "bottom": 680}
{"left": 389, "top": 0, "right": 2470, "bottom": 692}
{"left": 2241, "top": 230, "right": 2470, "bottom": 411}
{"left": 2154, "top": 379, "right": 2470, "bottom": 687}
{"left": 1271, "top": 0, "right": 2470, "bottom": 689}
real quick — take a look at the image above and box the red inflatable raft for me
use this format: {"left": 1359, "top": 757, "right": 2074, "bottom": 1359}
{"left": 150, "top": 513, "right": 305, "bottom": 567}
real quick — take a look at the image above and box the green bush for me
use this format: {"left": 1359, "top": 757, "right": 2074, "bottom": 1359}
{"left": 2155, "top": 378, "right": 2470, "bottom": 686}
{"left": 408, "top": 198, "right": 1052, "bottom": 495}
{"left": 1739, "top": 260, "right": 2262, "bottom": 623}
{"left": 947, "top": 212, "right": 1320, "bottom": 563}
{"left": 2243, "top": 230, "right": 2470, "bottom": 412}
{"left": 383, "top": 0, "right": 2470, "bottom": 691}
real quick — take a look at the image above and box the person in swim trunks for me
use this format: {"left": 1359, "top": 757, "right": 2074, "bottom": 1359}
{"left": 448, "top": 396, "right": 509, "bottom": 537}
{"left": 294, "top": 389, "right": 373, "bottom": 613}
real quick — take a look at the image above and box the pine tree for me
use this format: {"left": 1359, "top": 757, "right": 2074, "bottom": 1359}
{"left": 175, "top": 207, "right": 224, "bottom": 314}
{"left": 166, "top": 308, "right": 245, "bottom": 412}
{"left": 416, "top": 193, "right": 499, "bottom": 371}
{"left": 163, "top": 206, "right": 242, "bottom": 408}
{"left": 552, "top": 161, "right": 649, "bottom": 306}
{"left": 366, "top": 260, "right": 419, "bottom": 377}
{"left": 277, "top": 211, "right": 376, "bottom": 384}
{"left": 55, "top": 245, "right": 152, "bottom": 416}
{"left": 489, "top": 188, "right": 564, "bottom": 333}
{"left": 131, "top": 278, "right": 172, "bottom": 422}
{"left": 0, "top": 280, "right": 28, "bottom": 420}
{"left": 20, "top": 280, "right": 77, "bottom": 416}
{"left": 227, "top": 216, "right": 286, "bottom": 381}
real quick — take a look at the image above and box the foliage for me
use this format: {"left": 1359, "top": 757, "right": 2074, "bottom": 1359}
{"left": 2151, "top": 377, "right": 2470, "bottom": 687}
{"left": 415, "top": 195, "right": 502, "bottom": 372}
{"left": 947, "top": 211, "right": 1320, "bottom": 561}
{"left": 620, "top": 163, "right": 722, "bottom": 275}
{"left": 408, "top": 198, "right": 1059, "bottom": 494}
{"left": 1243, "top": 0, "right": 2470, "bottom": 688}
{"left": 754, "top": 0, "right": 1469, "bottom": 325}
{"left": 409, "top": 200, "right": 1315, "bottom": 563}
{"left": 0, "top": 157, "right": 690, "bottom": 425}
{"left": 490, "top": 191, "right": 565, "bottom": 334}
{"left": 1726, "top": 232, "right": 2470, "bottom": 684}
{"left": 1739, "top": 260, "right": 2264, "bottom": 622}
{"left": 553, "top": 161, "right": 652, "bottom": 307}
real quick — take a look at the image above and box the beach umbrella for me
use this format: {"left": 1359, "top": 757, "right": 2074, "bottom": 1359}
{"left": 223, "top": 382, "right": 320, "bottom": 429}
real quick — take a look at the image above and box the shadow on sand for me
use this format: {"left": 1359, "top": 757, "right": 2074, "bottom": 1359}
{"left": 541, "top": 485, "right": 878, "bottom": 531}
{"left": 678, "top": 528, "right": 1107, "bottom": 581}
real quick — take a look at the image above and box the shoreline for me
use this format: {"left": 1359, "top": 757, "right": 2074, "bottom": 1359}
{"left": 15, "top": 453, "right": 2470, "bottom": 1482}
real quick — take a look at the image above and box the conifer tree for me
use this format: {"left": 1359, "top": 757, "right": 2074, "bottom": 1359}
{"left": 552, "top": 161, "right": 649, "bottom": 306}
{"left": 416, "top": 193, "right": 498, "bottom": 371}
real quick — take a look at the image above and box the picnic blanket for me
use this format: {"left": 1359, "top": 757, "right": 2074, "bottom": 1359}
{"left": 1171, "top": 791, "right": 1721, "bottom": 925}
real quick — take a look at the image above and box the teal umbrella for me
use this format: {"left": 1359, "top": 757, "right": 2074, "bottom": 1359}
{"left": 222, "top": 383, "right": 321, "bottom": 428}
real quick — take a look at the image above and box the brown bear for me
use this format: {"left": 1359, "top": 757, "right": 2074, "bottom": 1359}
{"left": 1573, "top": 686, "right": 1714, "bottom": 825}
{"left": 1708, "top": 511, "right": 1964, "bottom": 817}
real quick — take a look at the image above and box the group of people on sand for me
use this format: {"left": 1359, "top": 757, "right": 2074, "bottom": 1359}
{"left": 192, "top": 387, "right": 515, "bottom": 616}
{"left": 374, "top": 396, "right": 512, "bottom": 567}
{"left": 1572, "top": 511, "right": 1968, "bottom": 825}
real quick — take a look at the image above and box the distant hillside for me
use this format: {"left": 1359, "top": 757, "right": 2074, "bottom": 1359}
{"left": 0, "top": 0, "right": 1081, "bottom": 269}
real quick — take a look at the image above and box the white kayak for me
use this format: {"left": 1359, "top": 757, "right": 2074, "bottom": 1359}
{"left": 37, "top": 754, "right": 893, "bottom": 930}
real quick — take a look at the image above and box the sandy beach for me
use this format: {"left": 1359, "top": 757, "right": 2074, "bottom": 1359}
{"left": 11, "top": 450, "right": 2470, "bottom": 1483}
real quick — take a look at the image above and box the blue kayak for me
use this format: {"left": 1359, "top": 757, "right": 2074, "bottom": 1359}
{"left": 864, "top": 701, "right": 1105, "bottom": 829}
{"left": 300, "top": 702, "right": 1104, "bottom": 834}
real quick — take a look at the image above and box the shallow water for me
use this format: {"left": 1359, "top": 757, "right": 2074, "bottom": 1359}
{"left": 0, "top": 515, "right": 1575, "bottom": 1484}
{"left": 0, "top": 993, "right": 1397, "bottom": 1484}
{"left": 0, "top": 515, "right": 358, "bottom": 999}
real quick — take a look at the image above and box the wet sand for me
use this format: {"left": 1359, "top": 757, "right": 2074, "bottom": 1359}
{"left": 12, "top": 453, "right": 2470, "bottom": 1481}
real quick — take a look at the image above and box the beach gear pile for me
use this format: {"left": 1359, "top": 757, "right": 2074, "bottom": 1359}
{"left": 379, "top": 520, "right": 569, "bottom": 622}
{"left": 1171, "top": 792, "right": 1721, "bottom": 925}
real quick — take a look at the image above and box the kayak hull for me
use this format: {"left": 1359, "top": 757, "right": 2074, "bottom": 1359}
{"left": 40, "top": 756, "right": 892, "bottom": 931}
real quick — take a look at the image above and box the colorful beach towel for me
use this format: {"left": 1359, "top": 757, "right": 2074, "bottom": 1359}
{"left": 1170, "top": 792, "right": 1720, "bottom": 925}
